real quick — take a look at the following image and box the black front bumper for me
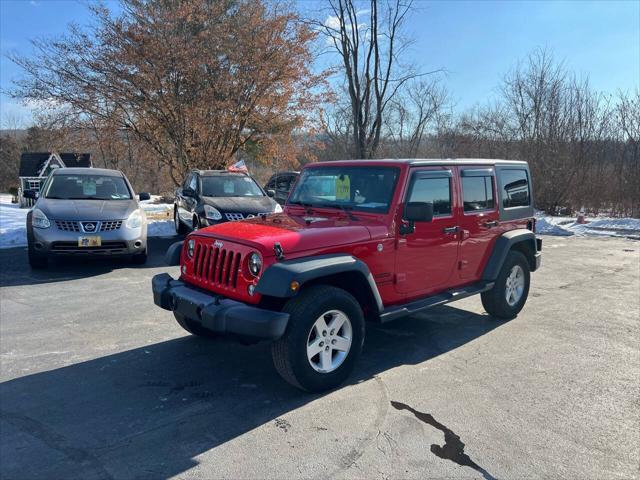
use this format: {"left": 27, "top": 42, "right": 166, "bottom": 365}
{"left": 152, "top": 273, "right": 289, "bottom": 340}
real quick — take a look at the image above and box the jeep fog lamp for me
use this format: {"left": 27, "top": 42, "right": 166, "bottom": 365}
{"left": 187, "top": 239, "right": 195, "bottom": 258}
{"left": 248, "top": 252, "right": 262, "bottom": 276}
{"left": 248, "top": 284, "right": 256, "bottom": 296}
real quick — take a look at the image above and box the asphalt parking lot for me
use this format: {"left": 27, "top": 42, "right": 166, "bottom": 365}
{"left": 1, "top": 236, "right": 638, "bottom": 479}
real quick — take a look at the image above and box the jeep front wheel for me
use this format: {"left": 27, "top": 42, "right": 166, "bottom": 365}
{"left": 481, "top": 250, "right": 530, "bottom": 320}
{"left": 271, "top": 285, "right": 365, "bottom": 392}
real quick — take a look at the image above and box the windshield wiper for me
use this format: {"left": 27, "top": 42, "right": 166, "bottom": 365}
{"left": 289, "top": 200, "right": 314, "bottom": 215}
{"left": 317, "top": 203, "right": 359, "bottom": 221}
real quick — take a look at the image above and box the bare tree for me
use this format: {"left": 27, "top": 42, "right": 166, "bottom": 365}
{"left": 316, "top": 0, "right": 435, "bottom": 159}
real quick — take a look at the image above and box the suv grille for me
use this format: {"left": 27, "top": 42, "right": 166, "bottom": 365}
{"left": 225, "top": 213, "right": 245, "bottom": 221}
{"left": 100, "top": 221, "right": 122, "bottom": 231}
{"left": 54, "top": 220, "right": 123, "bottom": 232}
{"left": 55, "top": 220, "right": 80, "bottom": 232}
{"left": 192, "top": 244, "right": 242, "bottom": 288}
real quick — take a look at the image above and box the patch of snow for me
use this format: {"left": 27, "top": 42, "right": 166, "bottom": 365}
{"left": 536, "top": 212, "right": 640, "bottom": 238}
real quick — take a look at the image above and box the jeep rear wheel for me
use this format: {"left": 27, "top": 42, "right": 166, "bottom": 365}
{"left": 173, "top": 312, "right": 218, "bottom": 339}
{"left": 271, "top": 285, "right": 365, "bottom": 392}
{"left": 481, "top": 250, "right": 530, "bottom": 320}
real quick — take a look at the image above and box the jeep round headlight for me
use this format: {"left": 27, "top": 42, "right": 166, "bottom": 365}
{"left": 248, "top": 252, "right": 262, "bottom": 276}
{"left": 32, "top": 208, "right": 50, "bottom": 229}
{"left": 187, "top": 239, "right": 195, "bottom": 258}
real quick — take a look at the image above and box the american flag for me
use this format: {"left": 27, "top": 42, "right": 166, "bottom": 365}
{"left": 228, "top": 159, "right": 248, "bottom": 172}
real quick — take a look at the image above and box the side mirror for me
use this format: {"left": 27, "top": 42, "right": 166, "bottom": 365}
{"left": 400, "top": 202, "right": 434, "bottom": 235}
{"left": 404, "top": 202, "right": 434, "bottom": 222}
{"left": 183, "top": 187, "right": 195, "bottom": 198}
{"left": 138, "top": 192, "right": 151, "bottom": 201}
{"left": 23, "top": 190, "right": 38, "bottom": 199}
{"left": 267, "top": 189, "right": 276, "bottom": 198}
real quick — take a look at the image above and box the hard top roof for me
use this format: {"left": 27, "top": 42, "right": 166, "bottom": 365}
{"left": 309, "top": 158, "right": 527, "bottom": 167}
{"left": 193, "top": 170, "right": 249, "bottom": 176}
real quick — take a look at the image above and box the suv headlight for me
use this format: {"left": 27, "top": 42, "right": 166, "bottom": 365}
{"left": 274, "top": 203, "right": 283, "bottom": 213}
{"left": 204, "top": 205, "right": 222, "bottom": 221}
{"left": 32, "top": 208, "right": 50, "bottom": 229}
{"left": 126, "top": 209, "right": 146, "bottom": 229}
{"left": 248, "top": 252, "right": 262, "bottom": 276}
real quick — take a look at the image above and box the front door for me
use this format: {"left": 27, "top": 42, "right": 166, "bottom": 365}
{"left": 395, "top": 167, "right": 460, "bottom": 296}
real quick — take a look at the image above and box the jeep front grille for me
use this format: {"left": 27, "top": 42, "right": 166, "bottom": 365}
{"left": 192, "top": 244, "right": 242, "bottom": 288}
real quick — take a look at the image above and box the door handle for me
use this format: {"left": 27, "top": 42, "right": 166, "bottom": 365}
{"left": 443, "top": 226, "right": 459, "bottom": 234}
{"left": 484, "top": 221, "right": 499, "bottom": 228}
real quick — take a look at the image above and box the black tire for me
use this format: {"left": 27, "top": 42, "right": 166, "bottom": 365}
{"left": 192, "top": 215, "right": 200, "bottom": 231}
{"left": 28, "top": 246, "right": 47, "bottom": 269}
{"left": 481, "top": 250, "right": 530, "bottom": 320}
{"left": 131, "top": 249, "right": 147, "bottom": 265}
{"left": 174, "top": 312, "right": 219, "bottom": 339}
{"left": 271, "top": 285, "right": 365, "bottom": 392}
{"left": 174, "top": 207, "right": 188, "bottom": 234}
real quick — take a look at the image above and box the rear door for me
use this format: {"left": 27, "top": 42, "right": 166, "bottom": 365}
{"left": 395, "top": 167, "right": 460, "bottom": 296}
{"left": 457, "top": 167, "right": 499, "bottom": 280}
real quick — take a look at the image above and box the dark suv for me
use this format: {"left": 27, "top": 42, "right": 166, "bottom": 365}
{"left": 174, "top": 170, "right": 282, "bottom": 233}
{"left": 155, "top": 159, "right": 542, "bottom": 392}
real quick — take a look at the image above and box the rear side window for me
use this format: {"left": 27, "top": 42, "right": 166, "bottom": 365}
{"left": 501, "top": 169, "right": 530, "bottom": 208}
{"left": 408, "top": 177, "right": 452, "bottom": 216}
{"left": 462, "top": 176, "right": 495, "bottom": 212}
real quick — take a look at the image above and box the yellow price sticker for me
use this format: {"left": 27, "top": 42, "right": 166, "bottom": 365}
{"left": 335, "top": 175, "right": 350, "bottom": 201}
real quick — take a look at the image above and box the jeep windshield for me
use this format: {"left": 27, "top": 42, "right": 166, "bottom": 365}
{"left": 288, "top": 166, "right": 399, "bottom": 213}
{"left": 201, "top": 175, "right": 264, "bottom": 197}
{"left": 43, "top": 174, "right": 132, "bottom": 200}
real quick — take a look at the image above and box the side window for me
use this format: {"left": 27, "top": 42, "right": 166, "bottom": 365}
{"left": 189, "top": 173, "right": 198, "bottom": 192}
{"left": 276, "top": 176, "right": 291, "bottom": 191}
{"left": 266, "top": 178, "right": 276, "bottom": 189}
{"left": 462, "top": 176, "right": 495, "bottom": 212}
{"left": 501, "top": 169, "right": 530, "bottom": 208}
{"left": 408, "top": 176, "right": 452, "bottom": 216}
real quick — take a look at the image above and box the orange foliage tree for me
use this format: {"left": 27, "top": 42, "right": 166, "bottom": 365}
{"left": 10, "top": 0, "right": 324, "bottom": 185}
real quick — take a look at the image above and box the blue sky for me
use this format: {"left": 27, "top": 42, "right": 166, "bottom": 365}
{"left": 1, "top": 0, "right": 639, "bottom": 126}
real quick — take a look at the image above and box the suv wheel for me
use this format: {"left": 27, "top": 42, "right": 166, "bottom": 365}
{"left": 174, "top": 207, "right": 188, "bottom": 234}
{"left": 271, "top": 285, "right": 365, "bottom": 392}
{"left": 481, "top": 250, "right": 530, "bottom": 320}
{"left": 28, "top": 246, "right": 47, "bottom": 269}
{"left": 192, "top": 215, "right": 200, "bottom": 231}
{"left": 132, "top": 249, "right": 147, "bottom": 265}
{"left": 174, "top": 312, "right": 218, "bottom": 339}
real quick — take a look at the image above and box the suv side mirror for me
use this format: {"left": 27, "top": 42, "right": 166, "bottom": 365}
{"left": 183, "top": 187, "right": 195, "bottom": 198}
{"left": 267, "top": 189, "right": 276, "bottom": 198}
{"left": 138, "top": 192, "right": 151, "bottom": 201}
{"left": 400, "top": 202, "right": 434, "bottom": 235}
{"left": 23, "top": 190, "right": 38, "bottom": 199}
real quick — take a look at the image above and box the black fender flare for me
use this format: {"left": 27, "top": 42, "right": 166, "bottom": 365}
{"left": 165, "top": 241, "right": 184, "bottom": 266}
{"left": 482, "top": 229, "right": 537, "bottom": 281}
{"left": 255, "top": 254, "right": 384, "bottom": 312}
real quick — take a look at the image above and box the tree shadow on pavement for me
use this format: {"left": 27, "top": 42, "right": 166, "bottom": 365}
{"left": 0, "top": 236, "right": 183, "bottom": 288}
{"left": 0, "top": 305, "right": 506, "bottom": 479}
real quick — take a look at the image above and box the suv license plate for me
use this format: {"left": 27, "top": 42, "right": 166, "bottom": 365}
{"left": 78, "top": 236, "right": 101, "bottom": 247}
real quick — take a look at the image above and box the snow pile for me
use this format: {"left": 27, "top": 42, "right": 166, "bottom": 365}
{"left": 0, "top": 195, "right": 28, "bottom": 249}
{"left": 535, "top": 213, "right": 640, "bottom": 238}
{"left": 0, "top": 194, "right": 177, "bottom": 249}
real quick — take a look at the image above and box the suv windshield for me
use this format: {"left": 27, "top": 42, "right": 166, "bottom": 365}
{"left": 201, "top": 176, "right": 264, "bottom": 197}
{"left": 44, "top": 174, "right": 132, "bottom": 200}
{"left": 288, "top": 166, "right": 399, "bottom": 213}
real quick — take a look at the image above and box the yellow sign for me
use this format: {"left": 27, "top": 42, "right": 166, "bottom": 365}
{"left": 335, "top": 175, "right": 350, "bottom": 200}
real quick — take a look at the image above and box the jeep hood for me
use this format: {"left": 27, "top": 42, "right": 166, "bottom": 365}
{"left": 193, "top": 213, "right": 375, "bottom": 256}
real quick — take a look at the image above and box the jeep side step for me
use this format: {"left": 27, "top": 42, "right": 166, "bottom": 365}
{"left": 378, "top": 281, "right": 494, "bottom": 323}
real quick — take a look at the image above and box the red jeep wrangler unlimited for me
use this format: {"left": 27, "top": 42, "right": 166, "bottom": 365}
{"left": 153, "top": 159, "right": 541, "bottom": 392}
